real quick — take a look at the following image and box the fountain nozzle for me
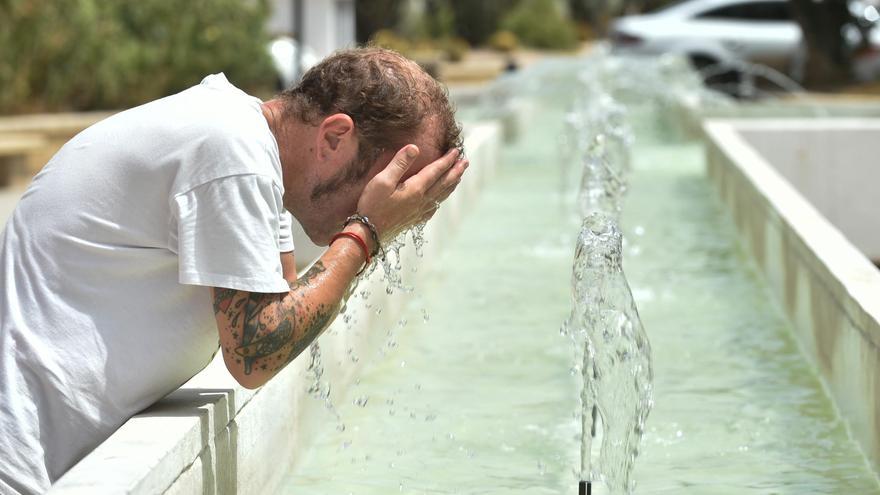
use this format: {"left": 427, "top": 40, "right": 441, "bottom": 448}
{"left": 579, "top": 480, "right": 591, "bottom": 495}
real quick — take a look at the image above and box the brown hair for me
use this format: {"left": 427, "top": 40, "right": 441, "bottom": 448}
{"left": 281, "top": 47, "right": 462, "bottom": 186}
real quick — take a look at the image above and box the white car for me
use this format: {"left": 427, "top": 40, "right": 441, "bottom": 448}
{"left": 611, "top": 0, "right": 880, "bottom": 88}
{"left": 610, "top": 0, "right": 801, "bottom": 76}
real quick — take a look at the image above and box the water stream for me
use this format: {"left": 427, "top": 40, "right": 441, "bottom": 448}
{"left": 566, "top": 213, "right": 654, "bottom": 493}
{"left": 565, "top": 69, "right": 653, "bottom": 493}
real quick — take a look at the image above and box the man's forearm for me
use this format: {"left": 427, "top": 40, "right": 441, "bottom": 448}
{"left": 213, "top": 225, "right": 373, "bottom": 388}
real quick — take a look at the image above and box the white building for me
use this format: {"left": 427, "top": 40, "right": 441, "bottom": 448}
{"left": 267, "top": 0, "right": 357, "bottom": 60}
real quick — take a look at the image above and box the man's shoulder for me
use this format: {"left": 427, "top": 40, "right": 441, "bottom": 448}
{"left": 170, "top": 116, "right": 281, "bottom": 198}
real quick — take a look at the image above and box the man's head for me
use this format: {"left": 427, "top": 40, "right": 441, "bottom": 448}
{"left": 277, "top": 47, "right": 462, "bottom": 244}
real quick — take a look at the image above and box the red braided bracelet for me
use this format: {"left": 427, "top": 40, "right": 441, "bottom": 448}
{"left": 330, "top": 231, "right": 371, "bottom": 274}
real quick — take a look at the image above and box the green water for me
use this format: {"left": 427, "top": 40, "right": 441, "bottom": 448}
{"left": 278, "top": 85, "right": 879, "bottom": 494}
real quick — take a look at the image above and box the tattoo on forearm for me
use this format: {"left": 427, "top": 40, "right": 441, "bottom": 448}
{"left": 291, "top": 261, "right": 326, "bottom": 289}
{"left": 213, "top": 288, "right": 237, "bottom": 314}
{"left": 213, "top": 261, "right": 339, "bottom": 376}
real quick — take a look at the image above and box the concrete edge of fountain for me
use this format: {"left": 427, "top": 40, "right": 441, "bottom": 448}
{"left": 674, "top": 98, "right": 880, "bottom": 141}
{"left": 702, "top": 118, "right": 880, "bottom": 475}
{"left": 46, "top": 120, "right": 502, "bottom": 495}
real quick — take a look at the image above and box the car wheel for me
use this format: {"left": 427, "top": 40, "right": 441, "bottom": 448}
{"left": 689, "top": 54, "right": 744, "bottom": 98}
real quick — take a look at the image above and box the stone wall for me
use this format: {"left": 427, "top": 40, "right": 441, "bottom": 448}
{"left": 704, "top": 119, "right": 880, "bottom": 473}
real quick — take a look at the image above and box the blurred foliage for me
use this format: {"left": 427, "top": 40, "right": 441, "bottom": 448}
{"left": 370, "top": 29, "right": 470, "bottom": 63}
{"left": 449, "top": 0, "right": 521, "bottom": 46}
{"left": 356, "top": 0, "right": 404, "bottom": 43}
{"left": 440, "top": 37, "right": 470, "bottom": 62}
{"left": 360, "top": 0, "right": 580, "bottom": 53}
{"left": 488, "top": 30, "right": 520, "bottom": 53}
{"left": 371, "top": 29, "right": 413, "bottom": 53}
{"left": 501, "top": 0, "right": 579, "bottom": 49}
{"left": 0, "top": 0, "right": 276, "bottom": 114}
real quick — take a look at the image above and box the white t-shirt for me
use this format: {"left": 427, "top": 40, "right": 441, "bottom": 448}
{"left": 0, "top": 74, "right": 293, "bottom": 494}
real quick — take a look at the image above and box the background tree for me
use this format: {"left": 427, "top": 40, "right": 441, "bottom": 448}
{"left": 0, "top": 0, "right": 274, "bottom": 114}
{"left": 502, "top": 0, "right": 579, "bottom": 49}
{"left": 356, "top": 0, "right": 405, "bottom": 43}
{"left": 788, "top": 0, "right": 865, "bottom": 88}
{"left": 448, "top": 0, "right": 520, "bottom": 45}
{"left": 567, "top": 0, "right": 667, "bottom": 35}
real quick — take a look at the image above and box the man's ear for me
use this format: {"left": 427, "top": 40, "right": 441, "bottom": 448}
{"left": 317, "top": 113, "right": 355, "bottom": 156}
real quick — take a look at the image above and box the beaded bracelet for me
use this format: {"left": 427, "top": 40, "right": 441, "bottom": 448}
{"left": 343, "top": 213, "right": 384, "bottom": 260}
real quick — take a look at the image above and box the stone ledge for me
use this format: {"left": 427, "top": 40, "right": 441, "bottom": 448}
{"left": 703, "top": 118, "right": 880, "bottom": 471}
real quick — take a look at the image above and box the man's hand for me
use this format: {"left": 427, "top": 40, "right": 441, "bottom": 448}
{"left": 357, "top": 145, "right": 468, "bottom": 244}
{"left": 212, "top": 146, "right": 468, "bottom": 389}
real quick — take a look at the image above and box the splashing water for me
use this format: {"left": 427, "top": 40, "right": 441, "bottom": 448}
{"left": 318, "top": 222, "right": 432, "bottom": 445}
{"left": 577, "top": 135, "right": 628, "bottom": 219}
{"left": 355, "top": 223, "right": 429, "bottom": 296}
{"left": 564, "top": 213, "right": 653, "bottom": 494}
{"left": 306, "top": 342, "right": 346, "bottom": 432}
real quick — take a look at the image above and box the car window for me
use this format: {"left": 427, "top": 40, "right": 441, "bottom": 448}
{"left": 696, "top": 1, "right": 792, "bottom": 21}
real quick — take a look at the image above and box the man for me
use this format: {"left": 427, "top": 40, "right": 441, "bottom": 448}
{"left": 0, "top": 47, "right": 466, "bottom": 494}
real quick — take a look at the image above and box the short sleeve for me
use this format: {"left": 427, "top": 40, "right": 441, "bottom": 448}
{"left": 173, "top": 174, "right": 291, "bottom": 293}
{"left": 278, "top": 210, "right": 295, "bottom": 253}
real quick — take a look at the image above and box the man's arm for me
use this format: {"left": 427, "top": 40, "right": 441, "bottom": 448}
{"left": 280, "top": 251, "right": 296, "bottom": 284}
{"left": 212, "top": 223, "right": 370, "bottom": 389}
{"left": 212, "top": 145, "right": 467, "bottom": 389}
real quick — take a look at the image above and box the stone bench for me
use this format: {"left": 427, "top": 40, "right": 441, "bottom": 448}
{"left": 0, "top": 111, "right": 115, "bottom": 178}
{"left": 0, "top": 133, "right": 48, "bottom": 186}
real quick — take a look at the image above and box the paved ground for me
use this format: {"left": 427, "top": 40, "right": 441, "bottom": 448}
{"left": 439, "top": 44, "right": 594, "bottom": 85}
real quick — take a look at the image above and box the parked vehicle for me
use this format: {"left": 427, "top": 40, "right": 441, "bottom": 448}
{"left": 610, "top": 0, "right": 799, "bottom": 78}
{"left": 610, "top": 0, "right": 880, "bottom": 93}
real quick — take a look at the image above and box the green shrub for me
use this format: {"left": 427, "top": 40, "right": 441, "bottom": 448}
{"left": 356, "top": 0, "right": 405, "bottom": 43}
{"left": 441, "top": 37, "right": 470, "bottom": 62}
{"left": 488, "top": 30, "right": 519, "bottom": 53}
{"left": 501, "top": 0, "right": 579, "bottom": 50}
{"left": 448, "top": 0, "right": 520, "bottom": 46}
{"left": 0, "top": 0, "right": 276, "bottom": 114}
{"left": 370, "top": 29, "right": 412, "bottom": 54}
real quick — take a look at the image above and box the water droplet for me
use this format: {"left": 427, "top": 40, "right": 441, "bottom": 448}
{"left": 354, "top": 396, "right": 369, "bottom": 407}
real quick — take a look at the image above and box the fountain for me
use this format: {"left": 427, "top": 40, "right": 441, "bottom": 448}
{"left": 577, "top": 135, "right": 626, "bottom": 220}
{"left": 563, "top": 59, "right": 654, "bottom": 493}
{"left": 566, "top": 213, "right": 653, "bottom": 494}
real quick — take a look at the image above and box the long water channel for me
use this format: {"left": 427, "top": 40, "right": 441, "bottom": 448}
{"left": 279, "top": 61, "right": 880, "bottom": 494}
